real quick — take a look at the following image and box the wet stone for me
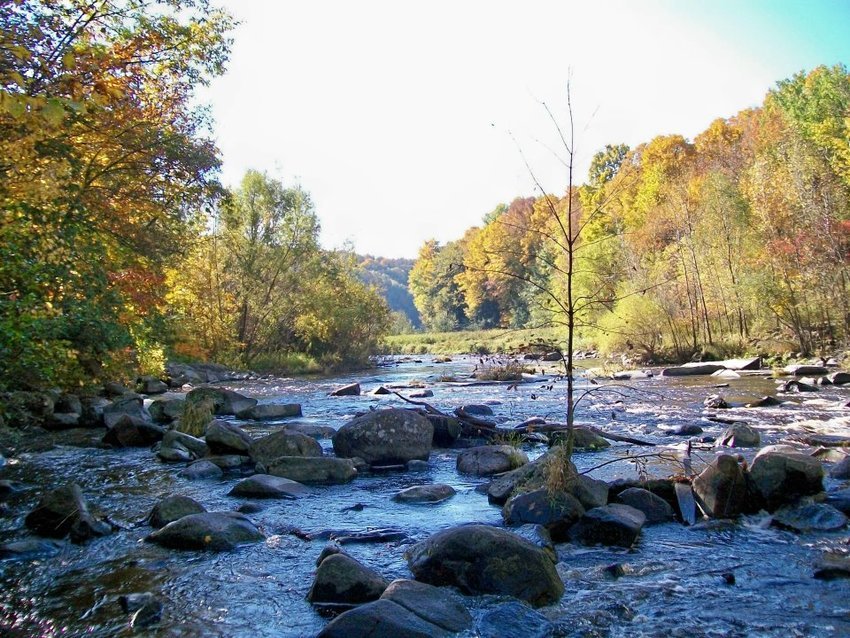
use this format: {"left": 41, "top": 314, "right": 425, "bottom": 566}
{"left": 616, "top": 487, "right": 675, "bottom": 524}
{"left": 393, "top": 484, "right": 455, "bottom": 504}
{"left": 178, "top": 460, "right": 223, "bottom": 480}
{"left": 478, "top": 601, "right": 554, "bottom": 638}
{"left": 771, "top": 502, "right": 848, "bottom": 532}
{"left": 149, "top": 495, "right": 206, "bottom": 528}
{"left": 380, "top": 579, "right": 473, "bottom": 633}
{"left": 146, "top": 512, "right": 264, "bottom": 551}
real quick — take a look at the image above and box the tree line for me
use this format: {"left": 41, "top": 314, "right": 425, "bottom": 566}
{"left": 409, "top": 65, "right": 850, "bottom": 360}
{"left": 0, "top": 1, "right": 389, "bottom": 391}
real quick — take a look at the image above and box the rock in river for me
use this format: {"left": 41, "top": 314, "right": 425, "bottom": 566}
{"left": 692, "top": 455, "right": 750, "bottom": 518}
{"left": 568, "top": 504, "right": 646, "bottom": 547}
{"left": 771, "top": 502, "right": 848, "bottom": 532}
{"left": 616, "top": 487, "right": 675, "bottom": 524}
{"left": 178, "top": 459, "right": 223, "bottom": 480}
{"left": 380, "top": 579, "right": 473, "bottom": 633}
{"left": 249, "top": 430, "right": 322, "bottom": 466}
{"left": 146, "top": 512, "right": 263, "bottom": 551}
{"left": 393, "top": 484, "right": 456, "bottom": 504}
{"left": 307, "top": 552, "right": 389, "bottom": 604}
{"left": 102, "top": 415, "right": 165, "bottom": 448}
{"left": 236, "top": 402, "right": 302, "bottom": 420}
{"left": 205, "top": 420, "right": 252, "bottom": 455}
{"left": 228, "top": 474, "right": 310, "bottom": 499}
{"left": 477, "top": 601, "right": 554, "bottom": 638}
{"left": 749, "top": 449, "right": 824, "bottom": 510}
{"left": 405, "top": 524, "right": 564, "bottom": 607}
{"left": 185, "top": 387, "right": 257, "bottom": 416}
{"left": 502, "top": 488, "right": 585, "bottom": 541}
{"left": 329, "top": 383, "right": 360, "bottom": 397}
{"left": 149, "top": 495, "right": 206, "bottom": 528}
{"left": 266, "top": 456, "right": 357, "bottom": 485}
{"left": 316, "top": 599, "right": 452, "bottom": 638}
{"left": 716, "top": 423, "right": 760, "bottom": 448}
{"left": 456, "top": 445, "right": 529, "bottom": 476}
{"left": 332, "top": 408, "right": 433, "bottom": 466}
{"left": 25, "top": 483, "right": 111, "bottom": 542}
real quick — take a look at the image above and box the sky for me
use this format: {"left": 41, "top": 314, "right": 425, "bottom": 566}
{"left": 201, "top": 0, "right": 850, "bottom": 258}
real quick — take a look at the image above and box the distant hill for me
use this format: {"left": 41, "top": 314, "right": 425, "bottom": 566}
{"left": 356, "top": 255, "right": 421, "bottom": 329}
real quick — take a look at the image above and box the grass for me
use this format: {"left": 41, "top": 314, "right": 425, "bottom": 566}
{"left": 249, "top": 351, "right": 324, "bottom": 376}
{"left": 474, "top": 360, "right": 533, "bottom": 381}
{"left": 383, "top": 326, "right": 580, "bottom": 356}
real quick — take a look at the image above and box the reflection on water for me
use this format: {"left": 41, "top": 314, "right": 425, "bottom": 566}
{"left": 1, "top": 356, "right": 849, "bottom": 636}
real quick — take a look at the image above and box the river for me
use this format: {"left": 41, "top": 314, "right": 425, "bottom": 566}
{"left": 1, "top": 355, "right": 849, "bottom": 637}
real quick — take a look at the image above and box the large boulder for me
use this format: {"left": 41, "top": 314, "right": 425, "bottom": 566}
{"left": 148, "top": 495, "right": 206, "bottom": 528}
{"left": 568, "top": 504, "right": 646, "bottom": 547}
{"left": 456, "top": 445, "right": 529, "bottom": 476}
{"left": 307, "top": 552, "right": 389, "bottom": 604}
{"left": 178, "top": 460, "right": 224, "bottom": 480}
{"left": 316, "top": 599, "right": 451, "bottom": 638}
{"left": 380, "top": 579, "right": 472, "bottom": 633}
{"left": 332, "top": 409, "right": 433, "bottom": 466}
{"left": 329, "top": 383, "right": 360, "bottom": 397}
{"left": 102, "top": 415, "right": 165, "bottom": 447}
{"left": 236, "top": 403, "right": 302, "bottom": 420}
{"left": 266, "top": 456, "right": 357, "bottom": 484}
{"left": 146, "top": 512, "right": 263, "bottom": 550}
{"left": 102, "top": 394, "right": 146, "bottom": 428}
{"left": 692, "top": 455, "right": 751, "bottom": 518}
{"left": 135, "top": 375, "right": 168, "bottom": 395}
{"left": 24, "top": 483, "right": 111, "bottom": 542}
{"left": 503, "top": 488, "right": 584, "bottom": 541}
{"left": 249, "top": 430, "right": 323, "bottom": 466}
{"left": 228, "top": 474, "right": 310, "bottom": 499}
{"left": 405, "top": 524, "right": 564, "bottom": 607}
{"left": 205, "top": 420, "right": 252, "bottom": 455}
{"left": 185, "top": 387, "right": 257, "bottom": 416}
{"left": 616, "top": 487, "right": 675, "bottom": 524}
{"left": 749, "top": 449, "right": 824, "bottom": 510}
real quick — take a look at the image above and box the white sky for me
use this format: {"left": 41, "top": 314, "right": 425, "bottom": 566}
{"left": 201, "top": 0, "right": 849, "bottom": 258}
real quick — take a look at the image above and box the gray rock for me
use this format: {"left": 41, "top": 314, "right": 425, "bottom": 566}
{"left": 236, "top": 403, "right": 302, "bottom": 420}
{"left": 423, "top": 414, "right": 462, "bottom": 447}
{"left": 409, "top": 390, "right": 434, "bottom": 399}
{"left": 568, "top": 504, "right": 646, "bottom": 547}
{"left": 503, "top": 488, "right": 584, "bottom": 541}
{"left": 316, "top": 599, "right": 450, "bottom": 638}
{"left": 148, "top": 398, "right": 185, "bottom": 423}
{"left": 703, "top": 394, "right": 730, "bottom": 409}
{"left": 393, "top": 484, "right": 455, "bottom": 504}
{"left": 381, "top": 579, "right": 472, "bottom": 633}
{"left": 185, "top": 387, "right": 257, "bottom": 416}
{"left": 228, "top": 474, "right": 310, "bottom": 499}
{"left": 44, "top": 412, "right": 81, "bottom": 430}
{"left": 266, "top": 456, "right": 357, "bottom": 484}
{"left": 460, "top": 404, "right": 494, "bottom": 416}
{"left": 332, "top": 409, "right": 433, "bottom": 466}
{"left": 146, "top": 512, "right": 263, "bottom": 550}
{"left": 405, "top": 524, "right": 563, "bottom": 607}
{"left": 745, "top": 396, "right": 783, "bottom": 408}
{"left": 830, "top": 455, "right": 850, "bottom": 479}
{"left": 478, "top": 601, "right": 554, "bottom": 638}
{"left": 827, "top": 371, "right": 850, "bottom": 385}
{"left": 250, "top": 430, "right": 323, "bottom": 466}
{"left": 178, "top": 460, "right": 223, "bottom": 480}
{"left": 136, "top": 376, "right": 168, "bottom": 395}
{"left": 750, "top": 450, "right": 824, "bottom": 510}
{"left": 329, "top": 383, "right": 360, "bottom": 397}
{"left": 692, "top": 455, "right": 750, "bottom": 518}
{"left": 717, "top": 423, "right": 761, "bottom": 448}
{"left": 149, "top": 495, "right": 206, "bottom": 528}
{"left": 24, "top": 483, "right": 111, "bottom": 542}
{"left": 549, "top": 427, "right": 610, "bottom": 450}
{"left": 406, "top": 460, "right": 429, "bottom": 472}
{"left": 102, "top": 394, "right": 146, "bottom": 429}
{"left": 772, "top": 502, "right": 848, "bottom": 532}
{"left": 572, "top": 474, "right": 610, "bottom": 510}
{"left": 158, "top": 429, "right": 208, "bottom": 462}
{"left": 662, "top": 364, "right": 725, "bottom": 376}
{"left": 616, "top": 487, "right": 675, "bottom": 523}
{"left": 487, "top": 462, "right": 540, "bottom": 505}
{"left": 103, "top": 382, "right": 131, "bottom": 397}
{"left": 205, "top": 454, "right": 250, "bottom": 469}
{"left": 666, "top": 424, "right": 704, "bottom": 436}
{"left": 307, "top": 552, "right": 389, "bottom": 604}
{"left": 784, "top": 364, "right": 828, "bottom": 376}
{"left": 457, "top": 445, "right": 528, "bottom": 476}
{"left": 102, "top": 415, "right": 165, "bottom": 447}
{"left": 205, "top": 420, "right": 252, "bottom": 455}
{"left": 778, "top": 379, "right": 818, "bottom": 393}
{"left": 54, "top": 393, "right": 82, "bottom": 415}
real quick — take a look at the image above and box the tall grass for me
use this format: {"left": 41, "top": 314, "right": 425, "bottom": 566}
{"left": 383, "top": 327, "right": 581, "bottom": 356}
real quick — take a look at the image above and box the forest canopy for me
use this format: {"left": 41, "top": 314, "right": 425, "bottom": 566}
{"left": 409, "top": 65, "right": 850, "bottom": 360}
{"left": 0, "top": 0, "right": 389, "bottom": 390}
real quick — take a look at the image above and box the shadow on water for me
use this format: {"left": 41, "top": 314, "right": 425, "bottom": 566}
{"left": 1, "top": 355, "right": 849, "bottom": 636}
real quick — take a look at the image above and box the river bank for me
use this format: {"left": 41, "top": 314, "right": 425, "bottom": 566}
{"left": 1, "top": 355, "right": 850, "bottom": 636}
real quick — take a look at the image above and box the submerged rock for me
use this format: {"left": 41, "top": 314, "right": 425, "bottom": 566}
{"left": 146, "top": 512, "right": 263, "bottom": 550}
{"left": 332, "top": 409, "right": 433, "bottom": 466}
{"left": 307, "top": 552, "right": 389, "bottom": 604}
{"left": 0, "top": 539, "right": 64, "bottom": 561}
{"left": 405, "top": 524, "right": 563, "bottom": 607}
{"left": 772, "top": 502, "right": 848, "bottom": 532}
{"left": 456, "top": 445, "right": 528, "bottom": 476}
{"left": 477, "top": 601, "right": 554, "bottom": 638}
{"left": 228, "top": 474, "right": 310, "bottom": 499}
{"left": 149, "top": 495, "right": 206, "bottom": 528}
{"left": 393, "top": 484, "right": 455, "bottom": 504}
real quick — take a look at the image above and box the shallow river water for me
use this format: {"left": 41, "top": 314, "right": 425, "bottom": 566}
{"left": 1, "top": 356, "right": 850, "bottom": 637}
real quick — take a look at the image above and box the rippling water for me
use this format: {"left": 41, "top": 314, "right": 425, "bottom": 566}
{"left": 1, "top": 356, "right": 849, "bottom": 637}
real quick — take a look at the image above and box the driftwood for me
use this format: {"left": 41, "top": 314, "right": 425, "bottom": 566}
{"left": 512, "top": 422, "right": 655, "bottom": 447}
